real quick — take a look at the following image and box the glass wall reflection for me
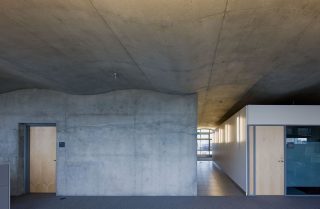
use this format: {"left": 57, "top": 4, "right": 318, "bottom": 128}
{"left": 286, "top": 126, "right": 320, "bottom": 195}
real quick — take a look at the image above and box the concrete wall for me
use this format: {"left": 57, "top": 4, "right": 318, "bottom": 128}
{"left": 0, "top": 89, "right": 197, "bottom": 196}
{"left": 247, "top": 105, "right": 320, "bottom": 125}
{"left": 213, "top": 107, "right": 247, "bottom": 192}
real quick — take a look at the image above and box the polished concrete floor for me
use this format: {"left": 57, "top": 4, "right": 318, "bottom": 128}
{"left": 11, "top": 162, "right": 320, "bottom": 209}
{"left": 12, "top": 194, "right": 320, "bottom": 209}
{"left": 11, "top": 161, "right": 320, "bottom": 209}
{"left": 197, "top": 161, "right": 244, "bottom": 196}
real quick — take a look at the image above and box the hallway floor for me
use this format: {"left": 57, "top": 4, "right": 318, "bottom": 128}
{"left": 197, "top": 161, "right": 244, "bottom": 196}
{"left": 11, "top": 161, "right": 320, "bottom": 209}
{"left": 12, "top": 194, "right": 320, "bottom": 209}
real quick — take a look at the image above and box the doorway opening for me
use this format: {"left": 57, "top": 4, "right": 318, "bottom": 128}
{"left": 196, "top": 128, "right": 244, "bottom": 196}
{"left": 20, "top": 124, "right": 57, "bottom": 194}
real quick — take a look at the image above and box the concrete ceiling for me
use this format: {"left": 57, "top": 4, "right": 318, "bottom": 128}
{"left": 1, "top": 0, "right": 320, "bottom": 127}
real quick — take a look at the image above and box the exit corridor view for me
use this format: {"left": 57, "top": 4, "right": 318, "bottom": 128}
{"left": 197, "top": 161, "right": 244, "bottom": 196}
{"left": 196, "top": 129, "right": 244, "bottom": 196}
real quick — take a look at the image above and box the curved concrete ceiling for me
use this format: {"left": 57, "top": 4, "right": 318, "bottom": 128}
{"left": 1, "top": 0, "right": 320, "bottom": 126}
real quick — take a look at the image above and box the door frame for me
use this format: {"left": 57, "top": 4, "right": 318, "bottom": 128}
{"left": 249, "top": 125, "right": 286, "bottom": 195}
{"left": 19, "top": 123, "right": 56, "bottom": 194}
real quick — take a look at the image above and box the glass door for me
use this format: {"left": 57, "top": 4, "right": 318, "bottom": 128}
{"left": 286, "top": 126, "right": 320, "bottom": 195}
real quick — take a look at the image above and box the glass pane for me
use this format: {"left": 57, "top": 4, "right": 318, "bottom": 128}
{"left": 286, "top": 126, "right": 320, "bottom": 195}
{"left": 201, "top": 140, "right": 209, "bottom": 156}
{"left": 197, "top": 128, "right": 214, "bottom": 158}
{"left": 197, "top": 140, "right": 202, "bottom": 156}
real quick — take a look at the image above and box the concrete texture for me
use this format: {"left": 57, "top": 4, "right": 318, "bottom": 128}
{"left": 0, "top": 89, "right": 197, "bottom": 196}
{"left": 1, "top": 0, "right": 320, "bottom": 127}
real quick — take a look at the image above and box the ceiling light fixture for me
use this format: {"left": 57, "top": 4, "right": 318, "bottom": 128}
{"left": 112, "top": 72, "right": 118, "bottom": 80}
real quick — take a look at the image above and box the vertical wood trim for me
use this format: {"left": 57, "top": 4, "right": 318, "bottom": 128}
{"left": 249, "top": 126, "right": 255, "bottom": 195}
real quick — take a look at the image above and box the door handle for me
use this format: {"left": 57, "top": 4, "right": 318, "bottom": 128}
{"left": 278, "top": 160, "right": 284, "bottom": 163}
{"left": 54, "top": 160, "right": 56, "bottom": 162}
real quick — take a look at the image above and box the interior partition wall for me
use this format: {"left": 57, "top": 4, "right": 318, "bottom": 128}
{"left": 216, "top": 105, "right": 320, "bottom": 196}
{"left": 248, "top": 125, "right": 320, "bottom": 196}
{"left": 213, "top": 107, "right": 247, "bottom": 193}
{"left": 247, "top": 105, "right": 320, "bottom": 196}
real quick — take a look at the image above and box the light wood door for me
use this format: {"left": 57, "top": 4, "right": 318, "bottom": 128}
{"left": 30, "top": 127, "right": 56, "bottom": 193}
{"left": 255, "top": 126, "right": 284, "bottom": 195}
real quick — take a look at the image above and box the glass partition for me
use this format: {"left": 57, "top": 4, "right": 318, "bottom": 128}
{"left": 286, "top": 126, "right": 320, "bottom": 195}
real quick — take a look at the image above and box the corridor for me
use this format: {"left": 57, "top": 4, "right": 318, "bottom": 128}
{"left": 197, "top": 161, "right": 244, "bottom": 196}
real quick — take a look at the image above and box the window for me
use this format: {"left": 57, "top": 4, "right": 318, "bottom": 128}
{"left": 196, "top": 129, "right": 214, "bottom": 158}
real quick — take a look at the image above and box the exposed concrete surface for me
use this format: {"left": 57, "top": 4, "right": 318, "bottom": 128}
{"left": 1, "top": 0, "right": 320, "bottom": 126}
{"left": 0, "top": 89, "right": 197, "bottom": 196}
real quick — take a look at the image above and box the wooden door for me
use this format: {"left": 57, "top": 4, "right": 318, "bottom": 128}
{"left": 30, "top": 127, "right": 56, "bottom": 193}
{"left": 255, "top": 126, "right": 284, "bottom": 195}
